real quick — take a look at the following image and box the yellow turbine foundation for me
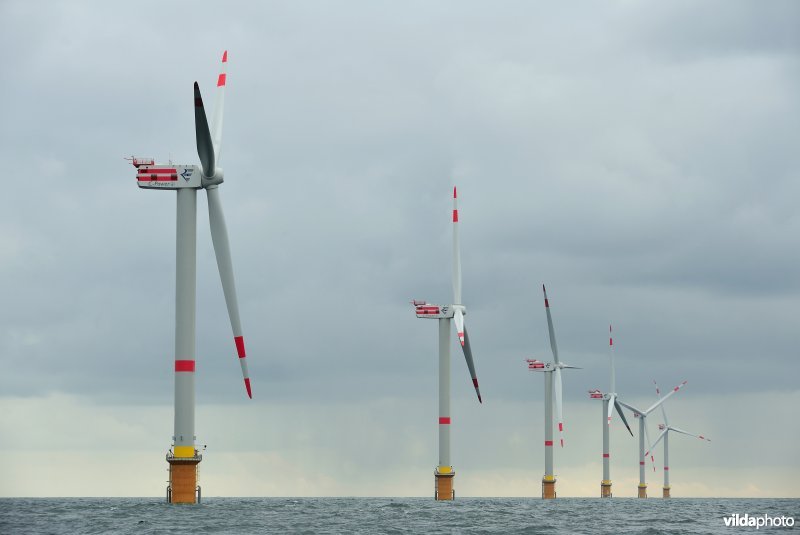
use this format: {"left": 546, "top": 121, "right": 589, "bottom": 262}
{"left": 435, "top": 469, "right": 455, "bottom": 501}
{"left": 637, "top": 484, "right": 647, "bottom": 499}
{"left": 542, "top": 476, "right": 556, "bottom": 499}
{"left": 168, "top": 457, "right": 200, "bottom": 504}
{"left": 663, "top": 486, "right": 671, "bottom": 498}
{"left": 600, "top": 480, "right": 612, "bottom": 498}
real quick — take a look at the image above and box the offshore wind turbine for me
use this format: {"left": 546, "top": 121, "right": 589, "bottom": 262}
{"left": 526, "top": 286, "right": 578, "bottom": 499}
{"left": 645, "top": 380, "right": 711, "bottom": 498}
{"left": 412, "top": 186, "right": 482, "bottom": 501}
{"left": 618, "top": 380, "right": 687, "bottom": 498}
{"left": 130, "top": 51, "right": 252, "bottom": 503}
{"left": 588, "top": 325, "right": 632, "bottom": 498}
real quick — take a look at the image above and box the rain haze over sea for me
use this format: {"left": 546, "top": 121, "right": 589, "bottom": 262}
{"left": 1, "top": 498, "right": 799, "bottom": 534}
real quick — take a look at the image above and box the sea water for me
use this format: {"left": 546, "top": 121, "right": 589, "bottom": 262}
{"left": 1, "top": 497, "right": 798, "bottom": 534}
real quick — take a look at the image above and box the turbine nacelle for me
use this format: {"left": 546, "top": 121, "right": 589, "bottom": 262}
{"left": 135, "top": 163, "right": 202, "bottom": 189}
{"left": 413, "top": 301, "right": 459, "bottom": 319}
{"left": 526, "top": 360, "right": 576, "bottom": 372}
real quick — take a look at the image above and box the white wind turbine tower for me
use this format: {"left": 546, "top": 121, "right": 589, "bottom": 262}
{"left": 645, "top": 380, "right": 711, "bottom": 498}
{"left": 130, "top": 51, "right": 252, "bottom": 504}
{"left": 525, "top": 285, "right": 578, "bottom": 499}
{"left": 618, "top": 380, "right": 687, "bottom": 498}
{"left": 588, "top": 325, "right": 633, "bottom": 497}
{"left": 412, "top": 186, "right": 483, "bottom": 501}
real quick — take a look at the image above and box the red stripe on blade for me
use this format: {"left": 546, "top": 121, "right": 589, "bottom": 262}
{"left": 544, "top": 299, "right": 549, "bottom": 307}
{"left": 195, "top": 97, "right": 203, "bottom": 108}
{"left": 439, "top": 417, "right": 451, "bottom": 425}
{"left": 222, "top": 50, "right": 228, "bottom": 62}
{"left": 452, "top": 210, "right": 458, "bottom": 222}
{"left": 217, "top": 73, "right": 226, "bottom": 86}
{"left": 558, "top": 423, "right": 563, "bottom": 432}
{"left": 234, "top": 336, "right": 246, "bottom": 358}
{"left": 175, "top": 360, "right": 195, "bottom": 372}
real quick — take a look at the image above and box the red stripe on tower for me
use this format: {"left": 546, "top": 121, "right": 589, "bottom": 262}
{"left": 175, "top": 360, "right": 195, "bottom": 372}
{"left": 640, "top": 461, "right": 645, "bottom": 465}
{"left": 217, "top": 73, "right": 226, "bottom": 86}
{"left": 603, "top": 453, "right": 610, "bottom": 458}
{"left": 439, "top": 417, "right": 451, "bottom": 425}
{"left": 544, "top": 440, "right": 553, "bottom": 446}
{"left": 234, "top": 336, "right": 246, "bottom": 358}
{"left": 664, "top": 466, "right": 669, "bottom": 470}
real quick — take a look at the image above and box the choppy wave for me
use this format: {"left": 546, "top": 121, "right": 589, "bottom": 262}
{"left": 0, "top": 497, "right": 798, "bottom": 534}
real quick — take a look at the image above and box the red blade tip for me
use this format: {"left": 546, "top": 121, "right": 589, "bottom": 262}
{"left": 244, "top": 377, "right": 252, "bottom": 399}
{"left": 453, "top": 186, "right": 457, "bottom": 198}
{"left": 222, "top": 50, "right": 228, "bottom": 62}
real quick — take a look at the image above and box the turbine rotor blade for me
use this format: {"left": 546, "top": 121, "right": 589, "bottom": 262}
{"left": 452, "top": 186, "right": 461, "bottom": 304}
{"left": 609, "top": 324, "right": 616, "bottom": 394}
{"left": 207, "top": 187, "right": 252, "bottom": 398}
{"left": 654, "top": 379, "right": 669, "bottom": 426}
{"left": 607, "top": 393, "right": 616, "bottom": 425}
{"left": 645, "top": 427, "right": 669, "bottom": 457}
{"left": 460, "top": 327, "right": 482, "bottom": 403}
{"left": 211, "top": 50, "right": 227, "bottom": 162}
{"left": 542, "top": 285, "right": 560, "bottom": 365}
{"left": 454, "top": 308, "right": 466, "bottom": 347}
{"left": 616, "top": 399, "right": 641, "bottom": 414}
{"left": 644, "top": 380, "right": 687, "bottom": 415}
{"left": 194, "top": 82, "right": 215, "bottom": 177}
{"left": 614, "top": 399, "right": 634, "bottom": 436}
{"left": 670, "top": 427, "right": 711, "bottom": 441}
{"left": 554, "top": 366, "right": 564, "bottom": 447}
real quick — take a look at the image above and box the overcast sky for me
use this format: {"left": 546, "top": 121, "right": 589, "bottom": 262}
{"left": 1, "top": 0, "right": 799, "bottom": 498}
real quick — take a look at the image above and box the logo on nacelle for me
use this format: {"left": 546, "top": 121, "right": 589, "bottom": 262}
{"left": 181, "top": 168, "right": 193, "bottom": 181}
